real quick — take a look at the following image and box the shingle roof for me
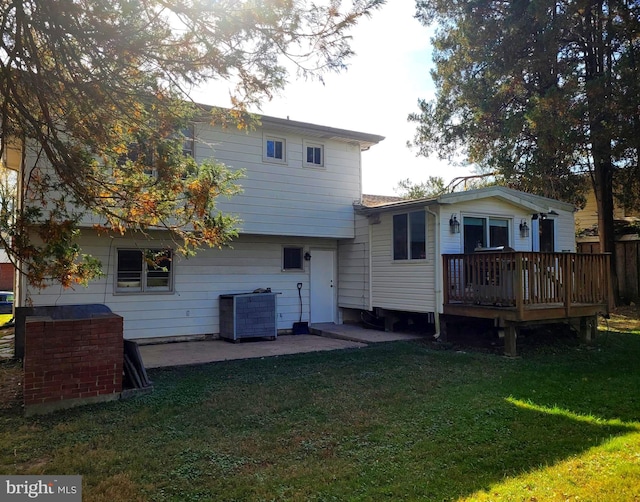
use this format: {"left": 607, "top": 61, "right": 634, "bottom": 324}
{"left": 361, "top": 194, "right": 405, "bottom": 207}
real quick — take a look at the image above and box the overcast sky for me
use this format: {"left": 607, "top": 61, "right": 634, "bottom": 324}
{"left": 195, "top": 1, "right": 473, "bottom": 196}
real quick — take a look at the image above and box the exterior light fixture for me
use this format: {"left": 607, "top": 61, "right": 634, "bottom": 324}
{"left": 519, "top": 220, "right": 530, "bottom": 238}
{"left": 449, "top": 214, "right": 460, "bottom": 234}
{"left": 304, "top": 251, "right": 312, "bottom": 261}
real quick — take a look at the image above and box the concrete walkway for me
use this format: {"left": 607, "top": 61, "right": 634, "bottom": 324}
{"left": 139, "top": 324, "right": 424, "bottom": 369}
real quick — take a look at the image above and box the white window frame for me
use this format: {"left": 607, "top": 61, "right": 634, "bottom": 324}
{"left": 282, "top": 246, "right": 304, "bottom": 271}
{"left": 462, "top": 215, "right": 512, "bottom": 251}
{"left": 392, "top": 210, "right": 427, "bottom": 261}
{"left": 115, "top": 248, "right": 174, "bottom": 294}
{"left": 303, "top": 140, "right": 324, "bottom": 168}
{"left": 264, "top": 134, "right": 287, "bottom": 164}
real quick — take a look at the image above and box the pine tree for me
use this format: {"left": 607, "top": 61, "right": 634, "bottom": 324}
{"left": 0, "top": 0, "right": 383, "bottom": 287}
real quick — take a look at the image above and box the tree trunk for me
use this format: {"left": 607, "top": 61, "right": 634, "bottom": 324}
{"left": 583, "top": 0, "right": 619, "bottom": 305}
{"left": 593, "top": 149, "right": 618, "bottom": 305}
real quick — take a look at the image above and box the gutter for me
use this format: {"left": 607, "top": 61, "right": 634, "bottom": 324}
{"left": 426, "top": 206, "right": 441, "bottom": 337}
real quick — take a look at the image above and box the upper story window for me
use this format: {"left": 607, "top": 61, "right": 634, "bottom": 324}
{"left": 264, "top": 135, "right": 286, "bottom": 163}
{"left": 116, "top": 248, "right": 173, "bottom": 293}
{"left": 120, "top": 124, "right": 195, "bottom": 177}
{"left": 393, "top": 210, "right": 426, "bottom": 260}
{"left": 182, "top": 125, "right": 195, "bottom": 158}
{"left": 304, "top": 141, "right": 324, "bottom": 168}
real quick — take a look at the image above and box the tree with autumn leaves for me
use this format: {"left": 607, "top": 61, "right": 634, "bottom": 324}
{"left": 410, "top": 0, "right": 640, "bottom": 302}
{"left": 0, "top": 0, "right": 383, "bottom": 288}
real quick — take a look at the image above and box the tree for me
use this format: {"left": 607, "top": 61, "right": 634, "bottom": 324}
{"left": 394, "top": 176, "right": 447, "bottom": 199}
{"left": 410, "top": 0, "right": 640, "bottom": 302}
{"left": 0, "top": 0, "right": 383, "bottom": 288}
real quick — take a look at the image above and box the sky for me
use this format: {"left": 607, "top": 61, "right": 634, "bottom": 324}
{"left": 195, "top": 1, "right": 474, "bottom": 196}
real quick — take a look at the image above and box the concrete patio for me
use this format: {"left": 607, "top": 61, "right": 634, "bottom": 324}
{"left": 139, "top": 323, "right": 425, "bottom": 369}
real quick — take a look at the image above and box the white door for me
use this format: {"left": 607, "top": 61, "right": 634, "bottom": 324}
{"left": 310, "top": 249, "right": 336, "bottom": 323}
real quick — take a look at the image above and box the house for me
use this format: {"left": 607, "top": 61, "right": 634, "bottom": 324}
{"left": 341, "top": 187, "right": 611, "bottom": 355}
{"left": 15, "top": 112, "right": 611, "bottom": 354}
{"left": 575, "top": 185, "right": 640, "bottom": 302}
{"left": 17, "top": 113, "right": 384, "bottom": 341}
{"left": 0, "top": 144, "right": 19, "bottom": 293}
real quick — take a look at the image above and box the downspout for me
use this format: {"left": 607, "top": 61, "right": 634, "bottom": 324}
{"left": 426, "top": 206, "right": 441, "bottom": 337}
{"left": 368, "top": 219, "right": 373, "bottom": 311}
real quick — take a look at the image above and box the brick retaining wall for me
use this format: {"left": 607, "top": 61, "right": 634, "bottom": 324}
{"left": 23, "top": 314, "right": 123, "bottom": 415}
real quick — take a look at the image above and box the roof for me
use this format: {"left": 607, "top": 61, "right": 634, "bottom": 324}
{"left": 361, "top": 194, "right": 405, "bottom": 207}
{"left": 260, "top": 115, "right": 385, "bottom": 150}
{"left": 355, "top": 186, "right": 576, "bottom": 214}
{"left": 194, "top": 103, "right": 385, "bottom": 151}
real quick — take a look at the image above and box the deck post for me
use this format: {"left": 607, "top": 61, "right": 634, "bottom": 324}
{"left": 443, "top": 256, "right": 450, "bottom": 305}
{"left": 515, "top": 253, "right": 524, "bottom": 320}
{"left": 439, "top": 314, "right": 448, "bottom": 342}
{"left": 563, "top": 253, "right": 572, "bottom": 318}
{"left": 503, "top": 324, "right": 517, "bottom": 357}
{"left": 579, "top": 315, "right": 598, "bottom": 343}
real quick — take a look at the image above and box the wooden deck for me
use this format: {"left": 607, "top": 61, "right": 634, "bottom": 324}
{"left": 442, "top": 252, "right": 612, "bottom": 355}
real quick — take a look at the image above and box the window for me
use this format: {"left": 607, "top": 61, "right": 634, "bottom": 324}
{"left": 304, "top": 141, "right": 324, "bottom": 167}
{"left": 116, "top": 249, "right": 172, "bottom": 293}
{"left": 489, "top": 218, "right": 509, "bottom": 247}
{"left": 119, "top": 125, "right": 195, "bottom": 179}
{"left": 265, "top": 136, "right": 286, "bottom": 162}
{"left": 393, "top": 211, "right": 426, "bottom": 260}
{"left": 182, "top": 125, "right": 195, "bottom": 158}
{"left": 283, "top": 247, "right": 303, "bottom": 270}
{"left": 463, "top": 216, "right": 510, "bottom": 253}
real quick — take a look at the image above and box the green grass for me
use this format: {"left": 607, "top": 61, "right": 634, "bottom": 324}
{"left": 2, "top": 329, "right": 640, "bottom": 501}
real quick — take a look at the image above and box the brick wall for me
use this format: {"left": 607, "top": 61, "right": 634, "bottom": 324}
{"left": 23, "top": 314, "right": 123, "bottom": 415}
{"left": 0, "top": 263, "right": 14, "bottom": 291}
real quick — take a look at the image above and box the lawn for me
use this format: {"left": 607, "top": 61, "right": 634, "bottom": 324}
{"left": 1, "top": 319, "right": 640, "bottom": 501}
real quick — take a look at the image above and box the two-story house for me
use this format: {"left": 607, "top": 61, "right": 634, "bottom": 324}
{"left": 19, "top": 114, "right": 384, "bottom": 341}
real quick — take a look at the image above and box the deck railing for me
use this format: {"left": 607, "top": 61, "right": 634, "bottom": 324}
{"left": 443, "top": 252, "right": 611, "bottom": 311}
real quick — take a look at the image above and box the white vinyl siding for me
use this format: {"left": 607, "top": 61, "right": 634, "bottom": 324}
{"left": 25, "top": 231, "right": 338, "bottom": 340}
{"left": 22, "top": 121, "right": 364, "bottom": 239}
{"left": 338, "top": 213, "right": 370, "bottom": 310}
{"left": 364, "top": 193, "right": 576, "bottom": 317}
{"left": 370, "top": 209, "right": 436, "bottom": 313}
{"left": 440, "top": 198, "right": 575, "bottom": 254}
{"left": 197, "top": 125, "right": 361, "bottom": 238}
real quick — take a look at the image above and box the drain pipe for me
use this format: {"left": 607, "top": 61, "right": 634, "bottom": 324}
{"left": 426, "top": 206, "right": 441, "bottom": 337}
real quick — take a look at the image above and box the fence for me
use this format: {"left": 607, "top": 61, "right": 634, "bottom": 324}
{"left": 577, "top": 237, "right": 640, "bottom": 303}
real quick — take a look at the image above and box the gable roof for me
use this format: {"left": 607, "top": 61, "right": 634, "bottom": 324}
{"left": 356, "top": 186, "right": 576, "bottom": 214}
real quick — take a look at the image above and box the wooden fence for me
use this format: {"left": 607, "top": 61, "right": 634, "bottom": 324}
{"left": 577, "top": 238, "right": 640, "bottom": 303}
